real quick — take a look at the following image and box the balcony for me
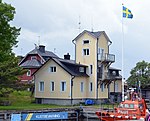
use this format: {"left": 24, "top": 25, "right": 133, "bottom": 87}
{"left": 98, "top": 71, "right": 121, "bottom": 81}
{"left": 98, "top": 53, "right": 115, "bottom": 63}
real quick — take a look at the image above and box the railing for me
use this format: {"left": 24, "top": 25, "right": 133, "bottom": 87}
{"left": 98, "top": 53, "right": 115, "bottom": 62}
{"left": 98, "top": 72, "right": 118, "bottom": 80}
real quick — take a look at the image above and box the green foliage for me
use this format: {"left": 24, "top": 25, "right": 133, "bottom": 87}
{"left": 0, "top": 0, "right": 26, "bottom": 91}
{"left": 0, "top": 88, "right": 13, "bottom": 97}
{"left": 0, "top": 91, "right": 68, "bottom": 110}
{"left": 0, "top": 0, "right": 20, "bottom": 59}
{"left": 127, "top": 60, "right": 150, "bottom": 87}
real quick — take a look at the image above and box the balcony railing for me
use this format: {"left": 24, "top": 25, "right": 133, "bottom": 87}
{"left": 98, "top": 71, "right": 121, "bottom": 80}
{"left": 98, "top": 53, "right": 115, "bottom": 62}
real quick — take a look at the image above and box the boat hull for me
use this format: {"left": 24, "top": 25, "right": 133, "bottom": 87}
{"left": 95, "top": 112, "right": 146, "bottom": 121}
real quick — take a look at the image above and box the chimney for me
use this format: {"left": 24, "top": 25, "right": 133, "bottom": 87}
{"left": 39, "top": 45, "right": 45, "bottom": 53}
{"left": 64, "top": 53, "right": 70, "bottom": 60}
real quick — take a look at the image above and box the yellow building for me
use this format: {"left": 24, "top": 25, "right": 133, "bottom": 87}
{"left": 34, "top": 30, "right": 122, "bottom": 105}
{"left": 72, "top": 30, "right": 122, "bottom": 103}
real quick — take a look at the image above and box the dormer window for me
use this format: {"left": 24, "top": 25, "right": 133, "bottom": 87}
{"left": 41, "top": 59, "right": 44, "bottom": 64}
{"left": 27, "top": 70, "right": 31, "bottom": 76}
{"left": 83, "top": 40, "right": 89, "bottom": 44}
{"left": 112, "top": 71, "right": 116, "bottom": 76}
{"left": 79, "top": 67, "right": 84, "bottom": 72}
{"left": 31, "top": 56, "right": 37, "bottom": 60}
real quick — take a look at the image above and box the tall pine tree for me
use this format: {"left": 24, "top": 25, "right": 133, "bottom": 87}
{"left": 0, "top": 0, "right": 25, "bottom": 90}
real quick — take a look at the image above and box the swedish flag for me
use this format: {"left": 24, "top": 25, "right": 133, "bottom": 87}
{"left": 123, "top": 6, "right": 133, "bottom": 19}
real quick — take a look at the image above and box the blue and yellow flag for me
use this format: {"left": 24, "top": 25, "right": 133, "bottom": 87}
{"left": 123, "top": 6, "right": 133, "bottom": 19}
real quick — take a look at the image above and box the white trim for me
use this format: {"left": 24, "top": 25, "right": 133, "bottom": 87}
{"left": 83, "top": 48, "right": 90, "bottom": 56}
{"left": 50, "top": 81, "right": 55, "bottom": 92}
{"left": 89, "top": 82, "right": 93, "bottom": 92}
{"left": 49, "top": 66, "right": 56, "bottom": 73}
{"left": 39, "top": 81, "right": 44, "bottom": 92}
{"left": 80, "top": 81, "right": 84, "bottom": 92}
{"left": 19, "top": 53, "right": 45, "bottom": 65}
{"left": 31, "top": 56, "right": 37, "bottom": 60}
{"left": 27, "top": 70, "right": 31, "bottom": 76}
{"left": 83, "top": 39, "right": 90, "bottom": 44}
{"left": 60, "top": 81, "right": 66, "bottom": 92}
{"left": 101, "top": 83, "right": 104, "bottom": 92}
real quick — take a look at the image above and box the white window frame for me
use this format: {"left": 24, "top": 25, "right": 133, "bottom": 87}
{"left": 31, "top": 56, "right": 37, "bottom": 60}
{"left": 89, "top": 82, "right": 93, "bottom": 92}
{"left": 83, "top": 48, "right": 90, "bottom": 56}
{"left": 79, "top": 67, "right": 84, "bottom": 72}
{"left": 39, "top": 81, "right": 44, "bottom": 92}
{"left": 83, "top": 40, "right": 89, "bottom": 44}
{"left": 115, "top": 82, "right": 118, "bottom": 92}
{"left": 101, "top": 83, "right": 104, "bottom": 92}
{"left": 98, "top": 48, "right": 104, "bottom": 54}
{"left": 41, "top": 59, "right": 44, "bottom": 64}
{"left": 27, "top": 70, "right": 31, "bottom": 76}
{"left": 90, "top": 65, "right": 93, "bottom": 74}
{"left": 80, "top": 82, "right": 84, "bottom": 92}
{"left": 61, "top": 81, "right": 66, "bottom": 92}
{"left": 50, "top": 81, "right": 55, "bottom": 92}
{"left": 49, "top": 66, "right": 56, "bottom": 72}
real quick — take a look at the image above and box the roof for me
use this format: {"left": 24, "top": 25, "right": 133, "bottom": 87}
{"left": 20, "top": 59, "right": 42, "bottom": 68}
{"left": 33, "top": 57, "right": 89, "bottom": 77}
{"left": 54, "top": 58, "right": 88, "bottom": 77}
{"left": 109, "top": 67, "right": 121, "bottom": 71}
{"left": 19, "top": 45, "right": 58, "bottom": 65}
{"left": 72, "top": 30, "right": 112, "bottom": 43}
{"left": 28, "top": 48, "right": 58, "bottom": 58}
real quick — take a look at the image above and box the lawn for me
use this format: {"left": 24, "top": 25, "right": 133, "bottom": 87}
{"left": 0, "top": 90, "right": 67, "bottom": 110}
{"left": 0, "top": 90, "right": 117, "bottom": 111}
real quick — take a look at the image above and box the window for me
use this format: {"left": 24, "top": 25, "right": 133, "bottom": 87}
{"left": 61, "top": 81, "right": 66, "bottom": 92}
{"left": 89, "top": 82, "right": 93, "bottom": 92}
{"left": 31, "top": 56, "right": 37, "bottom": 60}
{"left": 90, "top": 65, "right": 93, "bottom": 74}
{"left": 101, "top": 83, "right": 104, "bottom": 92}
{"left": 50, "top": 66, "right": 56, "bottom": 72}
{"left": 27, "top": 70, "right": 31, "bottom": 76}
{"left": 115, "top": 82, "right": 118, "bottom": 92}
{"left": 39, "top": 82, "right": 44, "bottom": 92}
{"left": 124, "top": 104, "right": 129, "bottom": 108}
{"left": 83, "top": 49, "right": 89, "bottom": 55}
{"left": 98, "top": 48, "right": 104, "bottom": 54}
{"left": 41, "top": 59, "right": 44, "bottom": 64}
{"left": 112, "top": 71, "right": 116, "bottom": 76}
{"left": 83, "top": 40, "right": 89, "bottom": 44}
{"left": 79, "top": 67, "right": 84, "bottom": 72}
{"left": 50, "top": 81, "right": 55, "bottom": 92}
{"left": 80, "top": 82, "right": 84, "bottom": 92}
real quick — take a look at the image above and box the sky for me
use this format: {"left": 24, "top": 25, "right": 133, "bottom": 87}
{"left": 3, "top": 0, "right": 150, "bottom": 79}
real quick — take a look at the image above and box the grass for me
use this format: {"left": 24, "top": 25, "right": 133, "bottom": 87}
{"left": 0, "top": 90, "right": 118, "bottom": 111}
{"left": 0, "top": 90, "right": 68, "bottom": 110}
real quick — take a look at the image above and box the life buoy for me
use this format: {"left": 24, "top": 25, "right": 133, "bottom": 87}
{"left": 145, "top": 114, "right": 150, "bottom": 121}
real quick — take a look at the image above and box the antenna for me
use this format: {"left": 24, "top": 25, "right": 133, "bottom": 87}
{"left": 78, "top": 16, "right": 81, "bottom": 33}
{"left": 38, "top": 36, "right": 40, "bottom": 46}
{"left": 91, "top": 16, "right": 94, "bottom": 32}
{"left": 54, "top": 48, "right": 56, "bottom": 54}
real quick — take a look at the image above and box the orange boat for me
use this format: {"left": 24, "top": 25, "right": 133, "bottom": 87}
{"left": 96, "top": 91, "right": 150, "bottom": 121}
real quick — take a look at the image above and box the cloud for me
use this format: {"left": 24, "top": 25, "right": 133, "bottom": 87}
{"left": 4, "top": 0, "right": 150, "bottom": 79}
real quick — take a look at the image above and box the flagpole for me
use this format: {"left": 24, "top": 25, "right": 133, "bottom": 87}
{"left": 121, "top": 3, "right": 125, "bottom": 101}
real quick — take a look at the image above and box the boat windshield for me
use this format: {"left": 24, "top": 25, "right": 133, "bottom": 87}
{"left": 118, "top": 103, "right": 134, "bottom": 108}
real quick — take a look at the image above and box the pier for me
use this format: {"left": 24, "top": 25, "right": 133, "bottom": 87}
{"left": 0, "top": 107, "right": 100, "bottom": 121}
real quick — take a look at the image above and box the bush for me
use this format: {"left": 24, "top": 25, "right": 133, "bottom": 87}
{"left": 0, "top": 88, "right": 13, "bottom": 97}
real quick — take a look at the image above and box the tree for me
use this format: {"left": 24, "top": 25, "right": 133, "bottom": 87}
{"left": 127, "top": 60, "right": 150, "bottom": 88}
{"left": 0, "top": 0, "right": 25, "bottom": 90}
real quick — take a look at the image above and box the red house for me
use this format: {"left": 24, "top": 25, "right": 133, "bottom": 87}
{"left": 19, "top": 45, "right": 58, "bottom": 83}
